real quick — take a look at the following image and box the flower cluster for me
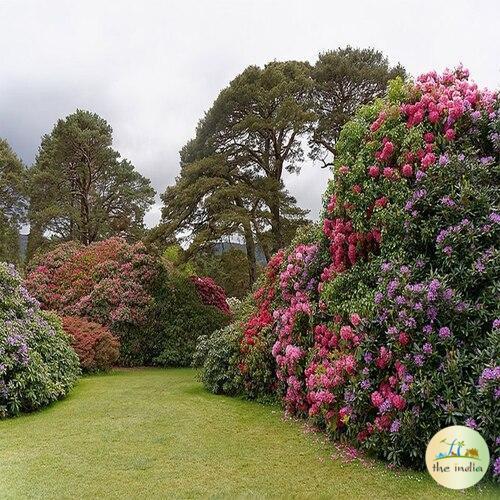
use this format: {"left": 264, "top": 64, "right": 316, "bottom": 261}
{"left": 60, "top": 316, "right": 120, "bottom": 372}
{"left": 190, "top": 276, "right": 230, "bottom": 315}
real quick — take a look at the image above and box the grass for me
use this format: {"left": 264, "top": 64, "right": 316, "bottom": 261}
{"left": 0, "top": 368, "right": 497, "bottom": 499}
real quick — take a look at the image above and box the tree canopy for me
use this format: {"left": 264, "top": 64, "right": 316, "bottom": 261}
{"left": 158, "top": 48, "right": 404, "bottom": 284}
{"left": 310, "top": 46, "right": 406, "bottom": 167}
{"left": 28, "top": 110, "right": 155, "bottom": 256}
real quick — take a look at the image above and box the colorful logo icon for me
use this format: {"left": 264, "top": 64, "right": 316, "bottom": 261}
{"left": 426, "top": 425, "right": 490, "bottom": 489}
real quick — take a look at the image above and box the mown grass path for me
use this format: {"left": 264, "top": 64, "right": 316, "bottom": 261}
{"left": 0, "top": 368, "right": 497, "bottom": 499}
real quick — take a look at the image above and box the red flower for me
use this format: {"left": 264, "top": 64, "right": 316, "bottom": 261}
{"left": 401, "top": 164, "right": 413, "bottom": 177}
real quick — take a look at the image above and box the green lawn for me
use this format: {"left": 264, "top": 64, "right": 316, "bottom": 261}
{"left": 0, "top": 369, "right": 497, "bottom": 499}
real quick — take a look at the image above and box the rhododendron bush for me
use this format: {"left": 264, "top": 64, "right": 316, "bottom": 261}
{"left": 26, "top": 237, "right": 158, "bottom": 327}
{"left": 60, "top": 316, "right": 120, "bottom": 372}
{"left": 199, "top": 68, "right": 500, "bottom": 475}
{"left": 0, "top": 263, "right": 80, "bottom": 418}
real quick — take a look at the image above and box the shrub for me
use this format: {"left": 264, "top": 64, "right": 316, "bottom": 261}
{"left": 60, "top": 316, "right": 120, "bottom": 372}
{"left": 193, "top": 324, "right": 243, "bottom": 395}
{"left": 26, "top": 237, "right": 158, "bottom": 363}
{"left": 145, "top": 271, "right": 230, "bottom": 367}
{"left": 202, "top": 68, "right": 500, "bottom": 476}
{"left": 26, "top": 237, "right": 158, "bottom": 327}
{"left": 0, "top": 263, "right": 80, "bottom": 418}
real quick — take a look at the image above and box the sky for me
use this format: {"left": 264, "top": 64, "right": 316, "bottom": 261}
{"left": 1, "top": 0, "right": 499, "bottom": 231}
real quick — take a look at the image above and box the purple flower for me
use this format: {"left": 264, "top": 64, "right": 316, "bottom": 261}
{"left": 440, "top": 196, "right": 456, "bottom": 207}
{"left": 465, "top": 418, "right": 477, "bottom": 429}
{"left": 381, "top": 262, "right": 393, "bottom": 273}
{"left": 364, "top": 352, "right": 373, "bottom": 364}
{"left": 490, "top": 212, "right": 500, "bottom": 224}
{"left": 493, "top": 319, "right": 500, "bottom": 330}
{"left": 400, "top": 265, "right": 410, "bottom": 275}
{"left": 443, "top": 288, "right": 454, "bottom": 301}
{"left": 344, "top": 390, "right": 355, "bottom": 403}
{"left": 478, "top": 366, "right": 500, "bottom": 387}
{"left": 427, "top": 306, "right": 438, "bottom": 321}
{"left": 423, "top": 343, "right": 433, "bottom": 355}
{"left": 423, "top": 324, "right": 433, "bottom": 334}
{"left": 438, "top": 154, "right": 449, "bottom": 165}
{"left": 360, "top": 379, "right": 371, "bottom": 390}
{"left": 443, "top": 246, "right": 453, "bottom": 256}
{"left": 471, "top": 110, "right": 481, "bottom": 121}
{"left": 494, "top": 457, "right": 500, "bottom": 477}
{"left": 374, "top": 292, "right": 384, "bottom": 304}
{"left": 414, "top": 354, "right": 425, "bottom": 367}
{"left": 427, "top": 279, "right": 440, "bottom": 302}
{"left": 387, "top": 326, "right": 398, "bottom": 336}
{"left": 390, "top": 419, "right": 401, "bottom": 433}
{"left": 416, "top": 170, "right": 426, "bottom": 181}
{"left": 438, "top": 327, "right": 452, "bottom": 339}
{"left": 387, "top": 279, "right": 399, "bottom": 298}
{"left": 379, "top": 399, "right": 392, "bottom": 413}
{"left": 480, "top": 156, "right": 494, "bottom": 165}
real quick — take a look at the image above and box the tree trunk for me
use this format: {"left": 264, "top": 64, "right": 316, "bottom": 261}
{"left": 269, "top": 195, "right": 283, "bottom": 254}
{"left": 242, "top": 219, "right": 257, "bottom": 285}
{"left": 252, "top": 221, "right": 270, "bottom": 263}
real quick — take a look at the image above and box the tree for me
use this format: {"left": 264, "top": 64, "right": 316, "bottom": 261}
{"left": 28, "top": 110, "right": 155, "bottom": 255}
{"left": 180, "top": 61, "right": 315, "bottom": 253}
{"left": 0, "top": 138, "right": 26, "bottom": 262}
{"left": 157, "top": 155, "right": 263, "bottom": 284}
{"left": 310, "top": 46, "right": 406, "bottom": 167}
{"left": 156, "top": 154, "right": 307, "bottom": 285}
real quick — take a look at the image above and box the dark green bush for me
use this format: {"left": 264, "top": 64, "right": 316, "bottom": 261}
{"left": 146, "top": 271, "right": 230, "bottom": 367}
{"left": 193, "top": 324, "right": 243, "bottom": 395}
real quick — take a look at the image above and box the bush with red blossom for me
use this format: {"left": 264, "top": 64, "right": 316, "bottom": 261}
{"left": 60, "top": 316, "right": 120, "bottom": 372}
{"left": 190, "top": 276, "right": 230, "bottom": 315}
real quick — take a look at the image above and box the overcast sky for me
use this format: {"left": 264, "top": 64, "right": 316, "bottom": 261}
{"left": 1, "top": 0, "right": 499, "bottom": 230}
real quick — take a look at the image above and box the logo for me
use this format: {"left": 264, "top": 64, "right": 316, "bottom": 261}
{"left": 425, "top": 425, "right": 490, "bottom": 489}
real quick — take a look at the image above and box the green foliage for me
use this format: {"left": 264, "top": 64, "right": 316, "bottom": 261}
{"left": 28, "top": 109, "right": 155, "bottom": 255}
{"left": 191, "top": 247, "right": 252, "bottom": 298}
{"left": 193, "top": 324, "right": 243, "bottom": 395}
{"left": 143, "top": 269, "right": 230, "bottom": 367}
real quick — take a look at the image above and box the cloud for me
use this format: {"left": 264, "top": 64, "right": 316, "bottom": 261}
{"left": 1, "top": 0, "right": 499, "bottom": 228}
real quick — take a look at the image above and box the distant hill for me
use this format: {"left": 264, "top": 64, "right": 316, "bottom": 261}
{"left": 212, "top": 241, "right": 267, "bottom": 265}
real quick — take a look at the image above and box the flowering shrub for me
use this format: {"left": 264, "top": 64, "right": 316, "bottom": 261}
{"left": 190, "top": 276, "right": 230, "bottom": 315}
{"left": 26, "top": 238, "right": 158, "bottom": 327}
{"left": 0, "top": 263, "right": 80, "bottom": 417}
{"left": 200, "top": 68, "right": 500, "bottom": 476}
{"left": 60, "top": 316, "right": 120, "bottom": 372}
